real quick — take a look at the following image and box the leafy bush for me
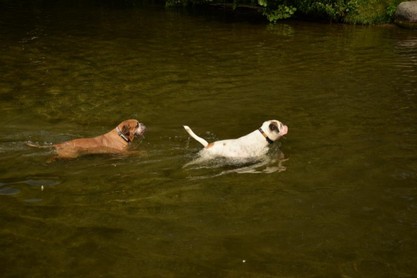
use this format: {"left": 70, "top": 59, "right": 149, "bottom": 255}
{"left": 344, "top": 0, "right": 402, "bottom": 24}
{"left": 165, "top": 0, "right": 401, "bottom": 24}
{"left": 296, "top": 0, "right": 358, "bottom": 21}
{"left": 258, "top": 0, "right": 296, "bottom": 23}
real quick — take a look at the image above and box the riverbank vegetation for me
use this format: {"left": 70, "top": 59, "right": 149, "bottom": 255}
{"left": 167, "top": 0, "right": 403, "bottom": 24}
{"left": 0, "top": 0, "right": 403, "bottom": 24}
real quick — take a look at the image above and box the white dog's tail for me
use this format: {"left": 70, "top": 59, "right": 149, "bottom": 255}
{"left": 183, "top": 125, "right": 209, "bottom": 147}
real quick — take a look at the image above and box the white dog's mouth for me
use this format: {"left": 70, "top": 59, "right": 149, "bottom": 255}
{"left": 279, "top": 124, "right": 288, "bottom": 136}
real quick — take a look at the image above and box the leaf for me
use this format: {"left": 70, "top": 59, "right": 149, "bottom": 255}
{"left": 258, "top": 0, "right": 267, "bottom": 8}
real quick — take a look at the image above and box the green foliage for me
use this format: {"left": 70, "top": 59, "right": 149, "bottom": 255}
{"left": 263, "top": 4, "right": 296, "bottom": 23}
{"left": 297, "top": 0, "right": 358, "bottom": 21}
{"left": 344, "top": 0, "right": 402, "bottom": 24}
{"left": 258, "top": 0, "right": 296, "bottom": 23}
{"left": 164, "top": 0, "right": 402, "bottom": 24}
{"left": 258, "top": 0, "right": 267, "bottom": 7}
{"left": 385, "top": 0, "right": 402, "bottom": 19}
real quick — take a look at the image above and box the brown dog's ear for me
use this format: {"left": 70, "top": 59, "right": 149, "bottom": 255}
{"left": 129, "top": 124, "right": 136, "bottom": 142}
{"left": 121, "top": 125, "right": 132, "bottom": 141}
{"left": 123, "top": 124, "right": 136, "bottom": 142}
{"left": 269, "top": 122, "right": 279, "bottom": 132}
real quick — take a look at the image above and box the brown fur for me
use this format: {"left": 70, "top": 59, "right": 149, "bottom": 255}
{"left": 53, "top": 119, "right": 144, "bottom": 159}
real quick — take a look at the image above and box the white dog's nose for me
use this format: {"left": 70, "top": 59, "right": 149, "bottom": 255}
{"left": 280, "top": 124, "right": 288, "bottom": 136}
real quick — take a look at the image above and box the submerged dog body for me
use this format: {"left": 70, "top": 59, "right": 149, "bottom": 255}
{"left": 183, "top": 120, "right": 288, "bottom": 159}
{"left": 52, "top": 119, "right": 146, "bottom": 158}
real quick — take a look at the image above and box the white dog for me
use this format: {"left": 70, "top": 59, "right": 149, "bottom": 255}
{"left": 183, "top": 120, "right": 288, "bottom": 159}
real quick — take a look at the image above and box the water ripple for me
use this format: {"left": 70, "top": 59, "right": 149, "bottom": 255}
{"left": 0, "top": 178, "right": 61, "bottom": 196}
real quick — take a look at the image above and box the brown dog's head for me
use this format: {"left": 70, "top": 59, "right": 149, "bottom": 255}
{"left": 117, "top": 119, "right": 146, "bottom": 143}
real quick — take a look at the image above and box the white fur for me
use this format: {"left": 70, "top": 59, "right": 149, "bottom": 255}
{"left": 184, "top": 120, "right": 288, "bottom": 159}
{"left": 183, "top": 125, "right": 208, "bottom": 147}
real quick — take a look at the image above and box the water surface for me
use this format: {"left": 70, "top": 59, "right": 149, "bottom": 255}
{"left": 1, "top": 7, "right": 417, "bottom": 277}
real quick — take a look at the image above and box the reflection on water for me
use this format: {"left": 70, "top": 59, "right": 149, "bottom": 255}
{"left": 184, "top": 146, "right": 287, "bottom": 178}
{"left": 0, "top": 6, "right": 417, "bottom": 277}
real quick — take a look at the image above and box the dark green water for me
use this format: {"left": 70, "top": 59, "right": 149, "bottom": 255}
{"left": 1, "top": 7, "right": 416, "bottom": 277}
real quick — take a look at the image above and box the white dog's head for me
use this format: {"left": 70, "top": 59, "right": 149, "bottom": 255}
{"left": 260, "top": 120, "right": 288, "bottom": 142}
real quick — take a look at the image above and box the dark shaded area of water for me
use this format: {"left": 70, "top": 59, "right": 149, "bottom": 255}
{"left": 1, "top": 6, "right": 416, "bottom": 277}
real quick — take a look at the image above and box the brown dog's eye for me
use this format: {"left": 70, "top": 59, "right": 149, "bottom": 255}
{"left": 269, "top": 123, "right": 279, "bottom": 132}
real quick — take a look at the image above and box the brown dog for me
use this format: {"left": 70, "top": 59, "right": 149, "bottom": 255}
{"left": 28, "top": 119, "right": 146, "bottom": 159}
